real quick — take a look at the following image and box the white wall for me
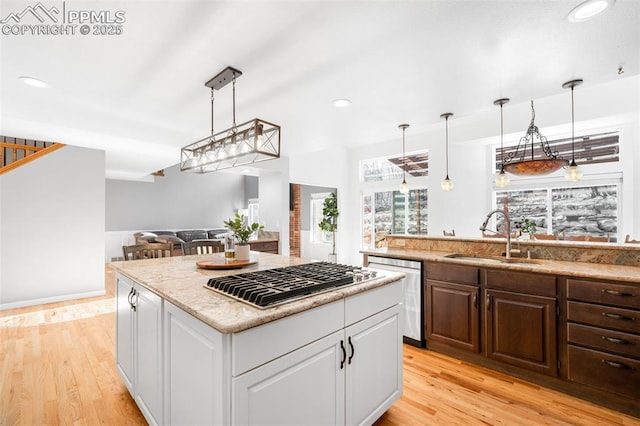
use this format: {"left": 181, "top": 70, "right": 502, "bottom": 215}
{"left": 0, "top": 146, "right": 105, "bottom": 309}
{"left": 257, "top": 157, "right": 291, "bottom": 256}
{"left": 105, "top": 163, "right": 247, "bottom": 231}
{"left": 290, "top": 147, "right": 349, "bottom": 262}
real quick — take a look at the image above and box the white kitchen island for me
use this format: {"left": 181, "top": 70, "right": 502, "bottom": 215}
{"left": 110, "top": 252, "right": 405, "bottom": 426}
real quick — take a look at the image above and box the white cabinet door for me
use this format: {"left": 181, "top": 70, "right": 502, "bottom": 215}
{"left": 345, "top": 305, "right": 403, "bottom": 426}
{"left": 233, "top": 330, "right": 345, "bottom": 426}
{"left": 134, "top": 285, "right": 163, "bottom": 426}
{"left": 115, "top": 274, "right": 135, "bottom": 393}
{"left": 164, "top": 301, "right": 229, "bottom": 426}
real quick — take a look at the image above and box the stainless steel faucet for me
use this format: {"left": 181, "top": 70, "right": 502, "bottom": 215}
{"left": 480, "top": 208, "right": 512, "bottom": 259}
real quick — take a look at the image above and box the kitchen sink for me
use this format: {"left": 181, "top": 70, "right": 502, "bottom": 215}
{"left": 444, "top": 253, "right": 541, "bottom": 265}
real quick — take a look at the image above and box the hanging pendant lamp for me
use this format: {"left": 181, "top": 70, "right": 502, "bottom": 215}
{"left": 562, "top": 78, "right": 584, "bottom": 182}
{"left": 440, "top": 113, "right": 454, "bottom": 192}
{"left": 399, "top": 124, "right": 410, "bottom": 194}
{"left": 180, "top": 66, "right": 281, "bottom": 173}
{"left": 494, "top": 98, "right": 510, "bottom": 187}
{"left": 502, "top": 100, "right": 568, "bottom": 176}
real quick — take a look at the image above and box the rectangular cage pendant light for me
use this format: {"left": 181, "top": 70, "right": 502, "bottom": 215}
{"left": 180, "top": 67, "right": 281, "bottom": 173}
{"left": 181, "top": 118, "right": 280, "bottom": 172}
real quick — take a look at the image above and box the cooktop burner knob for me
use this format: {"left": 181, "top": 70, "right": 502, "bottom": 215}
{"left": 354, "top": 272, "right": 364, "bottom": 282}
{"left": 369, "top": 270, "right": 378, "bottom": 278}
{"left": 362, "top": 270, "right": 371, "bottom": 279}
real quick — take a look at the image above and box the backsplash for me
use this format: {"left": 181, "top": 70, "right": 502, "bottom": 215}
{"left": 383, "top": 235, "right": 640, "bottom": 267}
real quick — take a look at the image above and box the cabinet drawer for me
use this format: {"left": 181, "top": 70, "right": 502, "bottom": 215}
{"left": 567, "top": 301, "right": 640, "bottom": 334}
{"left": 486, "top": 269, "right": 556, "bottom": 297}
{"left": 568, "top": 323, "right": 640, "bottom": 358}
{"left": 249, "top": 241, "right": 279, "bottom": 253}
{"left": 567, "top": 279, "right": 639, "bottom": 309}
{"left": 427, "top": 263, "right": 478, "bottom": 285}
{"left": 568, "top": 345, "right": 640, "bottom": 399}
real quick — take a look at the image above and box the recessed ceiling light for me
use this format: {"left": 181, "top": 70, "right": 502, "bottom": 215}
{"left": 332, "top": 98, "right": 352, "bottom": 108}
{"left": 568, "top": 0, "right": 615, "bottom": 22}
{"left": 19, "top": 76, "right": 50, "bottom": 88}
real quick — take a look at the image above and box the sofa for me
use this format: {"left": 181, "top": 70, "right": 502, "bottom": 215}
{"left": 133, "top": 229, "right": 228, "bottom": 255}
{"left": 132, "top": 228, "right": 280, "bottom": 256}
{"left": 134, "top": 229, "right": 228, "bottom": 245}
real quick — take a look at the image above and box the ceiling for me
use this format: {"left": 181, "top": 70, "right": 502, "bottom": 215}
{"left": 1, "top": 0, "right": 638, "bottom": 180}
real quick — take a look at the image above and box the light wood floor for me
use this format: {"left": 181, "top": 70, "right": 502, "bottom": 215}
{"left": 1, "top": 266, "right": 639, "bottom": 425}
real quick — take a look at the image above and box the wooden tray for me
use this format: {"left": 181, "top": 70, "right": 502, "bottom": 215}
{"left": 196, "top": 256, "right": 258, "bottom": 270}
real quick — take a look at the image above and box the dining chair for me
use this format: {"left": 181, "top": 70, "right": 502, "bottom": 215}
{"left": 587, "top": 234, "right": 610, "bottom": 242}
{"left": 564, "top": 235, "right": 588, "bottom": 241}
{"left": 482, "top": 231, "right": 507, "bottom": 238}
{"left": 122, "top": 243, "right": 173, "bottom": 261}
{"left": 533, "top": 233, "right": 558, "bottom": 240}
{"left": 182, "top": 240, "right": 223, "bottom": 255}
{"left": 562, "top": 231, "right": 588, "bottom": 241}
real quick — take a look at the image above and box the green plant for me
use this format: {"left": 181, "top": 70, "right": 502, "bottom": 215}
{"left": 224, "top": 213, "right": 264, "bottom": 245}
{"left": 520, "top": 217, "right": 537, "bottom": 235}
{"left": 318, "top": 192, "right": 339, "bottom": 255}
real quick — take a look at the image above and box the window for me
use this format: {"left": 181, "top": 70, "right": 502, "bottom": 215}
{"left": 495, "top": 131, "right": 620, "bottom": 169}
{"left": 247, "top": 198, "right": 259, "bottom": 225}
{"left": 360, "top": 150, "right": 429, "bottom": 249}
{"left": 362, "top": 189, "right": 428, "bottom": 249}
{"left": 310, "top": 193, "right": 332, "bottom": 244}
{"left": 495, "top": 184, "right": 618, "bottom": 241}
{"left": 360, "top": 151, "right": 429, "bottom": 183}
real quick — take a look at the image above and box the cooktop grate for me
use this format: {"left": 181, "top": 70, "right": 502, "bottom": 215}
{"left": 205, "top": 262, "right": 374, "bottom": 308}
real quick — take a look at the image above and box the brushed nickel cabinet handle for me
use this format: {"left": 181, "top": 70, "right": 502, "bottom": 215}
{"left": 602, "top": 289, "right": 634, "bottom": 297}
{"left": 602, "top": 359, "right": 632, "bottom": 370}
{"left": 602, "top": 312, "right": 635, "bottom": 321}
{"left": 602, "top": 336, "right": 632, "bottom": 345}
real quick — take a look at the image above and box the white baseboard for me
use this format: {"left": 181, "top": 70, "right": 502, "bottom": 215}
{"left": 0, "top": 289, "right": 107, "bottom": 311}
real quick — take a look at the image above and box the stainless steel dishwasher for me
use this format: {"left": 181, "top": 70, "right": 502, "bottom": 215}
{"left": 366, "top": 255, "right": 424, "bottom": 347}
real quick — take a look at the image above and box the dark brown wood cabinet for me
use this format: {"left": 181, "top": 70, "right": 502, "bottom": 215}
{"left": 485, "top": 289, "right": 557, "bottom": 376}
{"left": 249, "top": 239, "right": 279, "bottom": 254}
{"left": 485, "top": 269, "right": 558, "bottom": 376}
{"left": 427, "top": 280, "right": 480, "bottom": 352}
{"left": 420, "top": 260, "right": 640, "bottom": 417}
{"left": 566, "top": 278, "right": 640, "bottom": 399}
{"left": 426, "top": 263, "right": 480, "bottom": 352}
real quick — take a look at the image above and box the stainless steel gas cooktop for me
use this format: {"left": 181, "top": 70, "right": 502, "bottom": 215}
{"left": 204, "top": 262, "right": 380, "bottom": 309}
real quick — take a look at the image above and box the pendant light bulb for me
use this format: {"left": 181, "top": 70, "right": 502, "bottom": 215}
{"left": 441, "top": 175, "right": 454, "bottom": 192}
{"left": 495, "top": 168, "right": 510, "bottom": 187}
{"left": 400, "top": 179, "right": 409, "bottom": 194}
{"left": 398, "top": 123, "right": 410, "bottom": 194}
{"left": 440, "top": 112, "right": 454, "bottom": 192}
{"left": 493, "top": 98, "right": 510, "bottom": 187}
{"left": 565, "top": 160, "right": 583, "bottom": 182}
{"left": 562, "top": 79, "right": 583, "bottom": 182}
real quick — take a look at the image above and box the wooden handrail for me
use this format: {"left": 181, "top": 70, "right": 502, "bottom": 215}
{"left": 0, "top": 143, "right": 65, "bottom": 175}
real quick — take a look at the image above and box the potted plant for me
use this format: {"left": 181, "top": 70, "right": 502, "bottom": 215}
{"left": 519, "top": 217, "right": 537, "bottom": 240}
{"left": 224, "top": 213, "right": 264, "bottom": 261}
{"left": 318, "top": 192, "right": 339, "bottom": 262}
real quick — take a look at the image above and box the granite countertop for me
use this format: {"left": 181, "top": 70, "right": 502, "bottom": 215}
{"left": 362, "top": 248, "right": 640, "bottom": 284}
{"left": 110, "top": 252, "right": 404, "bottom": 334}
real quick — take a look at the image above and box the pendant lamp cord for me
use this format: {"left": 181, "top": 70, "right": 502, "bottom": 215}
{"left": 445, "top": 115, "right": 449, "bottom": 177}
{"left": 232, "top": 73, "right": 237, "bottom": 134}
{"left": 210, "top": 88, "right": 215, "bottom": 140}
{"left": 571, "top": 85, "right": 575, "bottom": 163}
{"left": 500, "top": 103, "right": 504, "bottom": 171}
{"left": 402, "top": 127, "right": 407, "bottom": 181}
